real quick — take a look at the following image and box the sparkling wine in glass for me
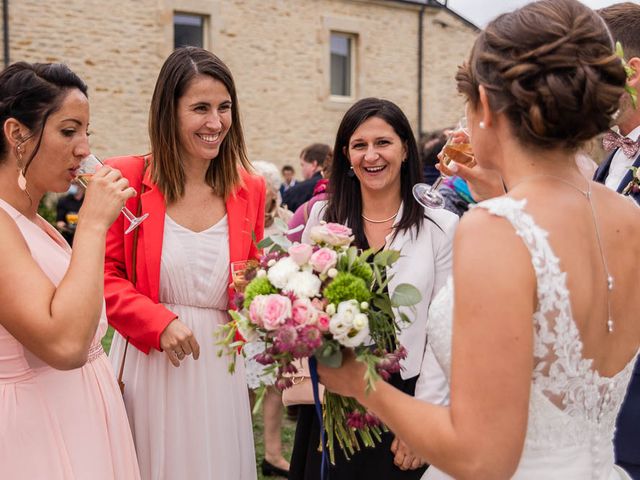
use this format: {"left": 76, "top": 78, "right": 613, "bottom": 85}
{"left": 76, "top": 154, "right": 148, "bottom": 234}
{"left": 413, "top": 118, "right": 475, "bottom": 209}
{"left": 230, "top": 260, "right": 250, "bottom": 293}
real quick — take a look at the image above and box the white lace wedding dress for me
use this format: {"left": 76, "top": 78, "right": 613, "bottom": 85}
{"left": 423, "top": 197, "right": 637, "bottom": 480}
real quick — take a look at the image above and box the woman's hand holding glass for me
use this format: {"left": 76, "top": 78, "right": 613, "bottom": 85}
{"left": 76, "top": 154, "right": 148, "bottom": 234}
{"left": 78, "top": 165, "right": 137, "bottom": 232}
{"left": 413, "top": 119, "right": 475, "bottom": 209}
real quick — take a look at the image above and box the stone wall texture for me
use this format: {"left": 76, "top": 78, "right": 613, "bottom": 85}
{"left": 2, "top": 0, "right": 477, "bottom": 172}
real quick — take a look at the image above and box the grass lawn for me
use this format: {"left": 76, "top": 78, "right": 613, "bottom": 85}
{"left": 101, "top": 326, "right": 295, "bottom": 479}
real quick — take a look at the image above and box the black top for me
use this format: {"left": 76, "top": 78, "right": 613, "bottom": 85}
{"left": 56, "top": 194, "right": 83, "bottom": 223}
{"left": 282, "top": 172, "right": 322, "bottom": 212}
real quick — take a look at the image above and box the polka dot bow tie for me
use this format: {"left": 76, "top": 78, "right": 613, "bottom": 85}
{"left": 602, "top": 130, "right": 640, "bottom": 158}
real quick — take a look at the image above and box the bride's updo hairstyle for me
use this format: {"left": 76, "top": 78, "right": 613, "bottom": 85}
{"left": 456, "top": 0, "right": 627, "bottom": 150}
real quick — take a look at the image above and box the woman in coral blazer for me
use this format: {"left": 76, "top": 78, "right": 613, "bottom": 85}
{"left": 104, "top": 48, "right": 264, "bottom": 480}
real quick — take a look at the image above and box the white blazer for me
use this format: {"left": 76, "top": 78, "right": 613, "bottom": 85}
{"left": 302, "top": 201, "right": 457, "bottom": 401}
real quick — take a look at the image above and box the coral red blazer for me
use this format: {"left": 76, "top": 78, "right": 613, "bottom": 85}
{"left": 103, "top": 155, "right": 265, "bottom": 354}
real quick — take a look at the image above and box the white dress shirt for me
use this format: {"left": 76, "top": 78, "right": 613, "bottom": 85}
{"left": 302, "top": 201, "right": 457, "bottom": 403}
{"left": 605, "top": 125, "right": 640, "bottom": 191}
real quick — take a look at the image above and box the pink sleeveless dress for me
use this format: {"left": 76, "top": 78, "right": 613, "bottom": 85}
{"left": 0, "top": 198, "right": 140, "bottom": 479}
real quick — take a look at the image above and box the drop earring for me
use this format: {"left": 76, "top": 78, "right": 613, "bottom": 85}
{"left": 479, "top": 121, "right": 486, "bottom": 129}
{"left": 16, "top": 144, "right": 27, "bottom": 191}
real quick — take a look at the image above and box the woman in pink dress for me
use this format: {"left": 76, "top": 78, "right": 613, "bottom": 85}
{"left": 0, "top": 62, "right": 140, "bottom": 479}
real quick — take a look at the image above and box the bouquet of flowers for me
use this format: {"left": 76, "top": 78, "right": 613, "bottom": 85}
{"left": 218, "top": 220, "right": 421, "bottom": 463}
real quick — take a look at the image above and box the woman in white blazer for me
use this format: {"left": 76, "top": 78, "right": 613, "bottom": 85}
{"left": 289, "top": 98, "right": 457, "bottom": 480}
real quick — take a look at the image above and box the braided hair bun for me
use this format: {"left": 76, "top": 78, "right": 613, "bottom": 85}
{"left": 456, "top": 0, "right": 627, "bottom": 150}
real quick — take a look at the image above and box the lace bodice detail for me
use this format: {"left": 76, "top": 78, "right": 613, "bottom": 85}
{"left": 426, "top": 196, "right": 637, "bottom": 479}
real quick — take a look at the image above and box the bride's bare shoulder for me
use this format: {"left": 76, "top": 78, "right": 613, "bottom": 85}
{"left": 592, "top": 182, "right": 640, "bottom": 229}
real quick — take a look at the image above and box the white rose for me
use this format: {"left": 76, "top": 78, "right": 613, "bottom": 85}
{"left": 337, "top": 299, "right": 361, "bottom": 317}
{"left": 284, "top": 270, "right": 322, "bottom": 299}
{"left": 352, "top": 313, "right": 368, "bottom": 331}
{"left": 336, "top": 322, "right": 370, "bottom": 348}
{"left": 267, "top": 256, "right": 299, "bottom": 289}
{"left": 329, "top": 311, "right": 354, "bottom": 338}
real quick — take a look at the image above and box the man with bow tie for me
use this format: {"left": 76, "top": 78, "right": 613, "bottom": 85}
{"left": 598, "top": 4, "right": 640, "bottom": 478}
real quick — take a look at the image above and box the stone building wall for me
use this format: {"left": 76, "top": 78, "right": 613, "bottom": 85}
{"left": 2, "top": 0, "right": 477, "bottom": 170}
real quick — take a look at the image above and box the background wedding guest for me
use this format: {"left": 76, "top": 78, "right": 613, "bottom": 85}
{"left": 289, "top": 97, "right": 456, "bottom": 480}
{"left": 287, "top": 149, "right": 332, "bottom": 243}
{"left": 0, "top": 61, "right": 139, "bottom": 479}
{"left": 279, "top": 164, "right": 297, "bottom": 197}
{"left": 104, "top": 47, "right": 264, "bottom": 480}
{"left": 318, "top": 2, "right": 639, "bottom": 479}
{"left": 596, "top": 3, "right": 640, "bottom": 477}
{"left": 244, "top": 160, "right": 292, "bottom": 478}
{"left": 55, "top": 183, "right": 84, "bottom": 245}
{"left": 282, "top": 143, "right": 332, "bottom": 212}
{"left": 420, "top": 129, "right": 449, "bottom": 186}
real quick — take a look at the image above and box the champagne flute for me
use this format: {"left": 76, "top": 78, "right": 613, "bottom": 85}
{"left": 230, "top": 260, "right": 250, "bottom": 293}
{"left": 413, "top": 118, "right": 475, "bottom": 209}
{"left": 76, "top": 154, "right": 148, "bottom": 234}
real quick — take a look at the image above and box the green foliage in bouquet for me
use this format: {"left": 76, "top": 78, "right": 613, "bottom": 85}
{"left": 218, "top": 219, "right": 423, "bottom": 465}
{"left": 243, "top": 277, "right": 277, "bottom": 309}
{"left": 322, "top": 272, "right": 371, "bottom": 305}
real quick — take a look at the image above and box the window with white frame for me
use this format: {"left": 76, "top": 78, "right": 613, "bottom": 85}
{"left": 174, "top": 13, "right": 205, "bottom": 49}
{"left": 330, "top": 32, "right": 355, "bottom": 97}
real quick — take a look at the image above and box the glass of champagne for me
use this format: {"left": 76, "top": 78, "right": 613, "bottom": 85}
{"left": 75, "top": 154, "right": 148, "bottom": 234}
{"left": 230, "top": 260, "right": 250, "bottom": 293}
{"left": 413, "top": 118, "right": 475, "bottom": 209}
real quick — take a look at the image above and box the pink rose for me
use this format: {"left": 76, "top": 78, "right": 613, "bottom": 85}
{"left": 309, "top": 247, "right": 338, "bottom": 275}
{"left": 288, "top": 243, "right": 313, "bottom": 266}
{"left": 261, "top": 294, "right": 292, "bottom": 330}
{"left": 311, "top": 298, "right": 327, "bottom": 311}
{"left": 291, "top": 298, "right": 318, "bottom": 326}
{"left": 309, "top": 222, "right": 354, "bottom": 247}
{"left": 249, "top": 295, "right": 267, "bottom": 327}
{"left": 316, "top": 313, "right": 330, "bottom": 332}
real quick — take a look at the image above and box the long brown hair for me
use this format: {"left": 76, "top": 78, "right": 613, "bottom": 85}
{"left": 0, "top": 62, "right": 88, "bottom": 172}
{"left": 149, "top": 47, "right": 251, "bottom": 202}
{"left": 325, "top": 98, "right": 426, "bottom": 249}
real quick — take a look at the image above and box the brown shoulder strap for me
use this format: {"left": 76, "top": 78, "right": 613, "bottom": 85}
{"left": 117, "top": 156, "right": 149, "bottom": 394}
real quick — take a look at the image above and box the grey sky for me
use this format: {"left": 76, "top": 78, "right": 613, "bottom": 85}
{"left": 446, "top": 0, "right": 635, "bottom": 27}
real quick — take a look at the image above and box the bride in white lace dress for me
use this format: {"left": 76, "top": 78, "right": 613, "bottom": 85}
{"left": 317, "top": 1, "right": 640, "bottom": 478}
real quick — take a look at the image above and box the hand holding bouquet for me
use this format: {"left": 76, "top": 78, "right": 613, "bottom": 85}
{"left": 218, "top": 220, "right": 421, "bottom": 462}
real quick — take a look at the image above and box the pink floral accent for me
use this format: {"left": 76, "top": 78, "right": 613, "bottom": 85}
{"left": 261, "top": 294, "right": 292, "bottom": 331}
{"left": 291, "top": 298, "right": 318, "bottom": 326}
{"left": 309, "top": 247, "right": 338, "bottom": 275}
{"left": 346, "top": 411, "right": 382, "bottom": 430}
{"left": 275, "top": 376, "right": 294, "bottom": 391}
{"left": 288, "top": 243, "right": 314, "bottom": 266}
{"left": 300, "top": 325, "right": 323, "bottom": 348}
{"left": 309, "top": 222, "right": 354, "bottom": 247}
{"left": 274, "top": 324, "right": 298, "bottom": 351}
{"left": 248, "top": 295, "right": 267, "bottom": 327}
{"left": 316, "top": 313, "right": 330, "bottom": 332}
